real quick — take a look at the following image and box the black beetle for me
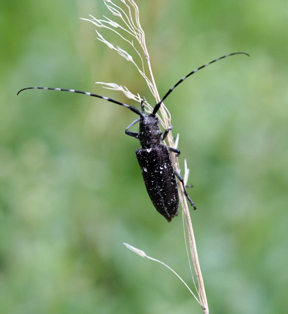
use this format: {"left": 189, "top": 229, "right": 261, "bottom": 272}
{"left": 17, "top": 52, "right": 249, "bottom": 221}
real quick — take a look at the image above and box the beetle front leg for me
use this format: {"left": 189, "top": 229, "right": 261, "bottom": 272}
{"left": 125, "top": 117, "right": 140, "bottom": 138}
{"left": 174, "top": 170, "right": 197, "bottom": 210}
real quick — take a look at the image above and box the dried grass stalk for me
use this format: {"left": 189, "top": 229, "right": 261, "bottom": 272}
{"left": 82, "top": 1, "right": 209, "bottom": 313}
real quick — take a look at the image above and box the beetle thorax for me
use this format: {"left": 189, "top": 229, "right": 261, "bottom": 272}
{"left": 138, "top": 114, "right": 162, "bottom": 148}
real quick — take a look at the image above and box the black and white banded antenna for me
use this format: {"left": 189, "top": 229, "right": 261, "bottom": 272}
{"left": 17, "top": 52, "right": 249, "bottom": 116}
{"left": 152, "top": 51, "right": 249, "bottom": 114}
{"left": 17, "top": 87, "right": 143, "bottom": 116}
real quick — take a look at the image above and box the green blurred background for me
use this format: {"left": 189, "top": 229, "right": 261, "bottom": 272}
{"left": 1, "top": 0, "right": 287, "bottom": 313}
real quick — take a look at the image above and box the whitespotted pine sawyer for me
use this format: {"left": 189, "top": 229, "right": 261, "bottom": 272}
{"left": 17, "top": 52, "right": 249, "bottom": 221}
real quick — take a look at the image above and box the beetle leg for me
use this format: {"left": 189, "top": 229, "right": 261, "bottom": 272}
{"left": 162, "top": 127, "right": 181, "bottom": 156}
{"left": 162, "top": 125, "right": 173, "bottom": 141}
{"left": 125, "top": 117, "right": 141, "bottom": 138}
{"left": 168, "top": 146, "right": 181, "bottom": 156}
{"left": 140, "top": 100, "right": 145, "bottom": 113}
{"left": 174, "top": 170, "right": 197, "bottom": 210}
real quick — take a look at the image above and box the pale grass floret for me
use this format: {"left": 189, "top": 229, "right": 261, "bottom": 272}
{"left": 95, "top": 82, "right": 166, "bottom": 126}
{"left": 81, "top": 0, "right": 169, "bottom": 125}
{"left": 83, "top": 1, "right": 209, "bottom": 313}
{"left": 123, "top": 243, "right": 201, "bottom": 304}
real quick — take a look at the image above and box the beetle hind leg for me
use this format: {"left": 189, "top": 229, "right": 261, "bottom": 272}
{"left": 174, "top": 170, "right": 197, "bottom": 210}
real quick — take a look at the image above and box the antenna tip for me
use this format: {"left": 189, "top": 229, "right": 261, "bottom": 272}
{"left": 238, "top": 51, "right": 250, "bottom": 57}
{"left": 17, "top": 87, "right": 34, "bottom": 95}
{"left": 17, "top": 87, "right": 27, "bottom": 95}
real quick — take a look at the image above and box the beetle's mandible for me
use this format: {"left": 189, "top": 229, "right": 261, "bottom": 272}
{"left": 17, "top": 52, "right": 249, "bottom": 222}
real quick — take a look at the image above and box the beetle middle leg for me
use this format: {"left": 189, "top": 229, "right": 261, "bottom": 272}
{"left": 162, "top": 125, "right": 173, "bottom": 141}
{"left": 168, "top": 146, "right": 180, "bottom": 156}
{"left": 174, "top": 170, "right": 197, "bottom": 210}
{"left": 162, "top": 126, "right": 181, "bottom": 156}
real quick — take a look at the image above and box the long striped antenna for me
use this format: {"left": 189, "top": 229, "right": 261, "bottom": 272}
{"left": 17, "top": 87, "right": 142, "bottom": 116}
{"left": 18, "top": 51, "right": 249, "bottom": 117}
{"left": 152, "top": 51, "right": 249, "bottom": 115}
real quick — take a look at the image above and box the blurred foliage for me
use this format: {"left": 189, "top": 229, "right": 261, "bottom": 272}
{"left": 1, "top": 0, "right": 288, "bottom": 313}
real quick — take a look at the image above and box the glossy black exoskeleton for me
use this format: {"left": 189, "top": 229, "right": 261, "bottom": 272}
{"left": 17, "top": 52, "right": 249, "bottom": 221}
